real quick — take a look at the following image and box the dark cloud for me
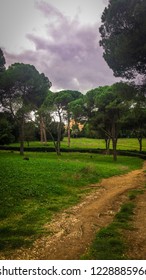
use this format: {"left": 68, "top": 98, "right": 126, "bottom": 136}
{"left": 4, "top": 1, "right": 119, "bottom": 92}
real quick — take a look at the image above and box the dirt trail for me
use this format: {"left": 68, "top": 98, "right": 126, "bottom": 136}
{"left": 1, "top": 161, "right": 146, "bottom": 260}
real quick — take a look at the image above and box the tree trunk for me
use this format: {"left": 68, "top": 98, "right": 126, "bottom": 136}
{"left": 57, "top": 122, "right": 61, "bottom": 155}
{"left": 47, "top": 129, "right": 58, "bottom": 154}
{"left": 111, "top": 122, "right": 117, "bottom": 161}
{"left": 112, "top": 138, "right": 117, "bottom": 161}
{"left": 138, "top": 137, "right": 142, "bottom": 152}
{"left": 42, "top": 118, "right": 47, "bottom": 143}
{"left": 19, "top": 117, "right": 25, "bottom": 156}
{"left": 40, "top": 115, "right": 47, "bottom": 143}
{"left": 56, "top": 111, "right": 62, "bottom": 155}
{"left": 40, "top": 116, "right": 43, "bottom": 143}
{"left": 105, "top": 138, "right": 110, "bottom": 154}
{"left": 67, "top": 117, "right": 71, "bottom": 147}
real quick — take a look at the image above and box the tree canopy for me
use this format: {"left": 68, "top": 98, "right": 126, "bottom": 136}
{"left": 0, "top": 48, "right": 5, "bottom": 73}
{"left": 0, "top": 63, "right": 51, "bottom": 154}
{"left": 99, "top": 0, "right": 146, "bottom": 79}
{"left": 0, "top": 63, "right": 51, "bottom": 109}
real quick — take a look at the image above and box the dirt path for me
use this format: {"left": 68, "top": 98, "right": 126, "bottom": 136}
{"left": 1, "top": 161, "right": 146, "bottom": 260}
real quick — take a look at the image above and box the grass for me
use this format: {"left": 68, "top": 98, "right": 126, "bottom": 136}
{"left": 85, "top": 225, "right": 125, "bottom": 260}
{"left": 82, "top": 202, "right": 135, "bottom": 260}
{"left": 128, "top": 189, "right": 145, "bottom": 200}
{"left": 6, "top": 137, "right": 146, "bottom": 151}
{"left": 0, "top": 151, "right": 143, "bottom": 252}
{"left": 65, "top": 137, "right": 146, "bottom": 151}
{"left": 82, "top": 188, "right": 145, "bottom": 260}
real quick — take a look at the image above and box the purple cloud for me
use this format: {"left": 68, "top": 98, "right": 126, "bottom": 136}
{"left": 4, "top": 1, "right": 119, "bottom": 92}
{"left": 35, "top": 1, "right": 65, "bottom": 21}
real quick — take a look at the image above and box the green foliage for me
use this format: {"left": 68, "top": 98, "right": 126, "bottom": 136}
{"left": 0, "top": 48, "right": 5, "bottom": 73}
{"left": 46, "top": 121, "right": 65, "bottom": 141}
{"left": 1, "top": 63, "right": 51, "bottom": 109}
{"left": 54, "top": 90, "right": 82, "bottom": 110}
{"left": 24, "top": 122, "right": 37, "bottom": 145}
{"left": 69, "top": 96, "right": 86, "bottom": 122}
{"left": 0, "top": 117, "right": 14, "bottom": 145}
{"left": 85, "top": 83, "right": 136, "bottom": 160}
{"left": 44, "top": 90, "right": 82, "bottom": 117}
{"left": 99, "top": 0, "right": 146, "bottom": 79}
{"left": 0, "top": 63, "right": 51, "bottom": 155}
{"left": 121, "top": 88, "right": 146, "bottom": 151}
{"left": 43, "top": 90, "right": 83, "bottom": 154}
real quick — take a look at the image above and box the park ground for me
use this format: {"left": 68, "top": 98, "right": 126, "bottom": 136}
{"left": 0, "top": 160, "right": 145, "bottom": 260}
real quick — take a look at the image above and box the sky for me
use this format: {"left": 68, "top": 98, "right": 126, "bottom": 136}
{"left": 0, "top": 0, "right": 120, "bottom": 93}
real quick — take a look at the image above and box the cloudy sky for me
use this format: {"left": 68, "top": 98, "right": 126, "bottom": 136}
{"left": 0, "top": 0, "right": 120, "bottom": 92}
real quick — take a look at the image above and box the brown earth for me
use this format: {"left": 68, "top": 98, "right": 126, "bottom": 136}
{"left": 1, "top": 161, "right": 146, "bottom": 260}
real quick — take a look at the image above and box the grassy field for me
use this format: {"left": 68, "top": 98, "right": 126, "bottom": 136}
{"left": 0, "top": 151, "right": 143, "bottom": 252}
{"left": 8, "top": 137, "right": 146, "bottom": 151}
{"left": 63, "top": 137, "right": 146, "bottom": 151}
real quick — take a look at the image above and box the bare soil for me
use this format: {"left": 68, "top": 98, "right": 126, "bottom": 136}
{"left": 1, "top": 161, "right": 146, "bottom": 260}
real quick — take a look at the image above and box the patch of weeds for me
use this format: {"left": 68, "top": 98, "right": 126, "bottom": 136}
{"left": 128, "top": 189, "right": 144, "bottom": 200}
{"left": 47, "top": 206, "right": 60, "bottom": 212}
{"left": 80, "top": 165, "right": 97, "bottom": 175}
{"left": 0, "top": 238, "right": 32, "bottom": 251}
{"left": 0, "top": 225, "right": 35, "bottom": 251}
{"left": 73, "top": 164, "right": 99, "bottom": 183}
{"left": 82, "top": 202, "right": 136, "bottom": 260}
{"left": 114, "top": 202, "right": 135, "bottom": 226}
{"left": 0, "top": 226, "right": 34, "bottom": 237}
{"left": 82, "top": 224, "right": 126, "bottom": 260}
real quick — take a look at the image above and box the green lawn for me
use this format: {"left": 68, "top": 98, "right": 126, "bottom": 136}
{"left": 8, "top": 137, "right": 146, "bottom": 151}
{"left": 0, "top": 151, "right": 143, "bottom": 252}
{"left": 63, "top": 137, "right": 146, "bottom": 151}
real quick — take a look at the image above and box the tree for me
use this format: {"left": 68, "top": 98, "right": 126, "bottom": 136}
{"left": 86, "top": 83, "right": 134, "bottom": 160}
{"left": 69, "top": 95, "right": 87, "bottom": 124}
{"left": 24, "top": 121, "right": 37, "bottom": 147}
{"left": 41, "top": 90, "right": 64, "bottom": 155}
{"left": 46, "top": 121, "right": 65, "bottom": 142}
{"left": 42, "top": 90, "right": 82, "bottom": 154}
{"left": 0, "top": 48, "right": 6, "bottom": 112}
{"left": 53, "top": 90, "right": 82, "bottom": 147}
{"left": 0, "top": 48, "right": 5, "bottom": 73}
{"left": 122, "top": 86, "right": 146, "bottom": 152}
{"left": 99, "top": 0, "right": 146, "bottom": 79}
{"left": 93, "top": 86, "right": 120, "bottom": 160}
{"left": 0, "top": 63, "right": 51, "bottom": 155}
{"left": 84, "top": 88, "right": 110, "bottom": 151}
